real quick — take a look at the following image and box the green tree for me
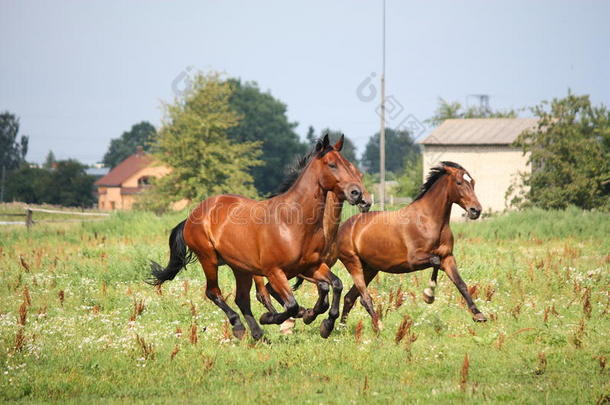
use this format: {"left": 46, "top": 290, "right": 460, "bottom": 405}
{"left": 43, "top": 150, "right": 56, "bottom": 169}
{"left": 6, "top": 166, "right": 52, "bottom": 204}
{"left": 361, "top": 128, "right": 420, "bottom": 174}
{"left": 306, "top": 127, "right": 358, "bottom": 165}
{"left": 102, "top": 121, "right": 156, "bottom": 168}
{"left": 47, "top": 160, "right": 96, "bottom": 207}
{"left": 513, "top": 91, "right": 610, "bottom": 210}
{"left": 426, "top": 98, "right": 517, "bottom": 127}
{"left": 394, "top": 154, "right": 423, "bottom": 199}
{"left": 142, "top": 72, "right": 262, "bottom": 212}
{"left": 227, "top": 79, "right": 306, "bottom": 195}
{"left": 7, "top": 160, "right": 95, "bottom": 207}
{"left": 0, "top": 112, "right": 28, "bottom": 171}
{"left": 1, "top": 112, "right": 29, "bottom": 202}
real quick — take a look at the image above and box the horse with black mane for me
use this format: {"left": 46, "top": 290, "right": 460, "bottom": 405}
{"left": 148, "top": 134, "right": 371, "bottom": 339}
{"left": 331, "top": 161, "right": 486, "bottom": 330}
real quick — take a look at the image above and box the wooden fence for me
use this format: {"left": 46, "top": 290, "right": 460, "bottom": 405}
{"left": 0, "top": 207, "right": 109, "bottom": 228}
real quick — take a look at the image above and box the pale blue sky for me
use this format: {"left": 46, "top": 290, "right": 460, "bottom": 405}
{"left": 1, "top": 0, "right": 609, "bottom": 164}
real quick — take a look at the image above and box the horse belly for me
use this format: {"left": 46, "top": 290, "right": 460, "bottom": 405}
{"left": 357, "top": 233, "right": 408, "bottom": 272}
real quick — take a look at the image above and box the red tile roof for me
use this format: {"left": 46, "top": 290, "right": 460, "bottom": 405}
{"left": 94, "top": 152, "right": 152, "bottom": 187}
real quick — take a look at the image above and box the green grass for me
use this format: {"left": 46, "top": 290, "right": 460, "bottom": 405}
{"left": 1, "top": 207, "right": 609, "bottom": 404}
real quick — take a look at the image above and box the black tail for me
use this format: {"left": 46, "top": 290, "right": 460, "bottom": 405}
{"left": 147, "top": 220, "right": 195, "bottom": 286}
{"left": 292, "top": 275, "right": 305, "bottom": 291}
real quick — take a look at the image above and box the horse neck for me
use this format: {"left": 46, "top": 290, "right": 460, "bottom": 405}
{"left": 277, "top": 161, "right": 327, "bottom": 230}
{"left": 413, "top": 175, "right": 454, "bottom": 230}
{"left": 323, "top": 191, "right": 344, "bottom": 244}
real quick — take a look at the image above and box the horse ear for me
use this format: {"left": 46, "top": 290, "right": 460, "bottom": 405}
{"left": 334, "top": 134, "right": 345, "bottom": 151}
{"left": 315, "top": 139, "right": 324, "bottom": 152}
{"left": 322, "top": 133, "right": 330, "bottom": 149}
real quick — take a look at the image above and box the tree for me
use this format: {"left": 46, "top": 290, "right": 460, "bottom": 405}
{"left": 6, "top": 160, "right": 95, "bottom": 207}
{"left": 513, "top": 92, "right": 610, "bottom": 210}
{"left": 426, "top": 98, "right": 517, "bottom": 127}
{"left": 306, "top": 127, "right": 358, "bottom": 165}
{"left": 361, "top": 128, "right": 420, "bottom": 174}
{"left": 141, "top": 72, "right": 262, "bottom": 212}
{"left": 5, "top": 166, "right": 52, "bottom": 204}
{"left": 227, "top": 79, "right": 306, "bottom": 195}
{"left": 394, "top": 154, "right": 423, "bottom": 199}
{"left": 43, "top": 150, "right": 56, "bottom": 169}
{"left": 0, "top": 112, "right": 28, "bottom": 202}
{"left": 0, "top": 112, "right": 28, "bottom": 171}
{"left": 102, "top": 121, "right": 156, "bottom": 168}
{"left": 47, "top": 160, "right": 96, "bottom": 207}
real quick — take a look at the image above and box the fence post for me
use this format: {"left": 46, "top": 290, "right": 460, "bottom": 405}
{"left": 25, "top": 209, "right": 33, "bottom": 229}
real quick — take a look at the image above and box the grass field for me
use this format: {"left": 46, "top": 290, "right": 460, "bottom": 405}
{"left": 1, "top": 206, "right": 609, "bottom": 404}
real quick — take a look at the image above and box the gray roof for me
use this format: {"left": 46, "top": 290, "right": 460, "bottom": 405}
{"left": 420, "top": 118, "right": 538, "bottom": 145}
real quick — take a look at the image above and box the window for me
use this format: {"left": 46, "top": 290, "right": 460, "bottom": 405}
{"left": 138, "top": 176, "right": 151, "bottom": 187}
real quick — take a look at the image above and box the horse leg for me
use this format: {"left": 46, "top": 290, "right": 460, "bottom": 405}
{"left": 197, "top": 253, "right": 246, "bottom": 339}
{"left": 442, "top": 255, "right": 487, "bottom": 322}
{"left": 319, "top": 271, "right": 343, "bottom": 338}
{"left": 302, "top": 264, "right": 333, "bottom": 326}
{"left": 423, "top": 266, "right": 439, "bottom": 304}
{"left": 340, "top": 255, "right": 379, "bottom": 325}
{"left": 258, "top": 268, "right": 299, "bottom": 325}
{"left": 254, "top": 276, "right": 277, "bottom": 314}
{"left": 264, "top": 280, "right": 307, "bottom": 318}
{"left": 233, "top": 271, "right": 265, "bottom": 341}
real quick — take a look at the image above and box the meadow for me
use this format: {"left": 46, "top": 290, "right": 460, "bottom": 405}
{"left": 1, "top": 206, "right": 609, "bottom": 404}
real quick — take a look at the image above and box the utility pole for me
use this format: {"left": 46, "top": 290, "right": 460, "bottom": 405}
{"left": 379, "top": 0, "right": 386, "bottom": 211}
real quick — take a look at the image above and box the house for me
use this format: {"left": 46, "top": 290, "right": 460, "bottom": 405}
{"left": 94, "top": 147, "right": 170, "bottom": 210}
{"left": 420, "top": 118, "right": 538, "bottom": 218}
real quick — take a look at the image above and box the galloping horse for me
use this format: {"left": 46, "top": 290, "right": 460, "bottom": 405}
{"left": 334, "top": 161, "right": 487, "bottom": 330}
{"left": 253, "top": 190, "right": 370, "bottom": 336}
{"left": 148, "top": 135, "right": 371, "bottom": 339}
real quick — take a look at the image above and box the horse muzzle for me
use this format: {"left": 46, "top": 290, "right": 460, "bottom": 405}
{"left": 345, "top": 185, "right": 363, "bottom": 206}
{"left": 358, "top": 194, "right": 372, "bottom": 213}
{"left": 467, "top": 207, "right": 481, "bottom": 220}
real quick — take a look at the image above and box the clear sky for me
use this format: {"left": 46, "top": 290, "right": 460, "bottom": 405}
{"left": 1, "top": 0, "right": 609, "bottom": 165}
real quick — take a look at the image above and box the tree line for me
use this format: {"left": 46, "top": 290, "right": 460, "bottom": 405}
{"left": 1, "top": 71, "right": 608, "bottom": 210}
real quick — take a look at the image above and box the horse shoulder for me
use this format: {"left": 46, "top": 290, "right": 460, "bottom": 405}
{"left": 436, "top": 224, "right": 454, "bottom": 257}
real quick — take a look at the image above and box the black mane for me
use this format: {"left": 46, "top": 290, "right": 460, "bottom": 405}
{"left": 270, "top": 138, "right": 334, "bottom": 197}
{"left": 413, "top": 161, "right": 464, "bottom": 201}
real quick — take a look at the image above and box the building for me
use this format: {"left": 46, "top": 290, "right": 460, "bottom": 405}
{"left": 94, "top": 147, "right": 170, "bottom": 210}
{"left": 420, "top": 118, "right": 538, "bottom": 218}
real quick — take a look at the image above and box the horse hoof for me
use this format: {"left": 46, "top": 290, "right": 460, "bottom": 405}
{"left": 320, "top": 319, "right": 334, "bottom": 339}
{"left": 251, "top": 329, "right": 264, "bottom": 341}
{"left": 423, "top": 292, "right": 435, "bottom": 304}
{"left": 259, "top": 312, "right": 274, "bottom": 325}
{"left": 232, "top": 325, "right": 246, "bottom": 339}
{"left": 473, "top": 313, "right": 487, "bottom": 322}
{"left": 302, "top": 309, "right": 316, "bottom": 325}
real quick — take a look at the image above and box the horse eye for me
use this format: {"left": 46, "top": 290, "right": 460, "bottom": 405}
{"left": 328, "top": 162, "right": 337, "bottom": 169}
{"left": 457, "top": 181, "right": 462, "bottom": 185}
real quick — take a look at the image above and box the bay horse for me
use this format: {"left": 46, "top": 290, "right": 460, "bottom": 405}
{"left": 334, "top": 161, "right": 487, "bottom": 330}
{"left": 148, "top": 134, "right": 371, "bottom": 340}
{"left": 253, "top": 190, "right": 370, "bottom": 336}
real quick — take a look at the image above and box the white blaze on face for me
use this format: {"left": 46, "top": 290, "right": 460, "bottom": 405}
{"left": 463, "top": 173, "right": 472, "bottom": 184}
